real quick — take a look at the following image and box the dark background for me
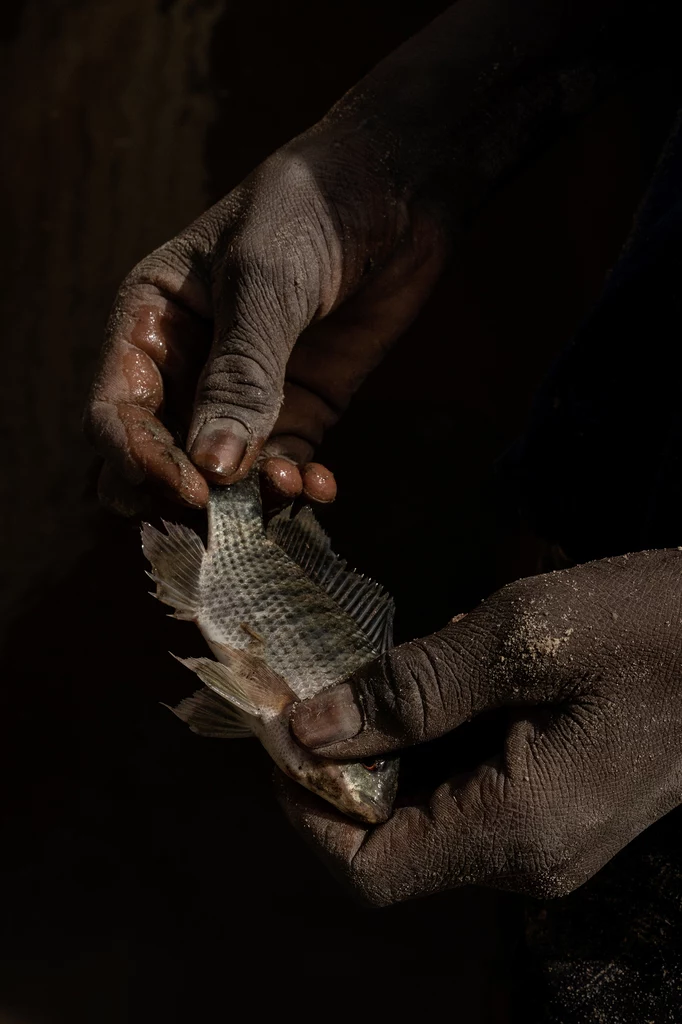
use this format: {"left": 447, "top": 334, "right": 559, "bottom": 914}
{"left": 0, "top": 1, "right": 672, "bottom": 1020}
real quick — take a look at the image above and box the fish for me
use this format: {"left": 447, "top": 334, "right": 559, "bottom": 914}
{"left": 141, "top": 471, "right": 399, "bottom": 824}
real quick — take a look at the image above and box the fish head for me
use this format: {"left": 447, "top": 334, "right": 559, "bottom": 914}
{"left": 302, "top": 754, "right": 400, "bottom": 825}
{"left": 336, "top": 756, "right": 400, "bottom": 824}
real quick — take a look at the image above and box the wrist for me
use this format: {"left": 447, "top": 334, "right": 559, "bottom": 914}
{"left": 317, "top": 0, "right": 669, "bottom": 222}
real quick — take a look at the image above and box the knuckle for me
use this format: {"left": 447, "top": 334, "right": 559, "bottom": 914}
{"left": 176, "top": 212, "right": 222, "bottom": 259}
{"left": 222, "top": 235, "right": 316, "bottom": 329}
{"left": 436, "top": 626, "right": 490, "bottom": 709}
{"left": 377, "top": 642, "right": 448, "bottom": 741}
{"left": 114, "top": 237, "right": 211, "bottom": 319}
{"left": 382, "top": 646, "right": 429, "bottom": 741}
{"left": 199, "top": 346, "right": 282, "bottom": 414}
{"left": 82, "top": 396, "right": 111, "bottom": 443}
{"left": 121, "top": 247, "right": 188, "bottom": 294}
{"left": 255, "top": 149, "right": 330, "bottom": 219}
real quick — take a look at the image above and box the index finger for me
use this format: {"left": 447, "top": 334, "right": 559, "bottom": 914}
{"left": 85, "top": 276, "right": 212, "bottom": 507}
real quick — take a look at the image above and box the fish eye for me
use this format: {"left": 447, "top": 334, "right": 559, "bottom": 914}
{"left": 362, "top": 759, "right": 385, "bottom": 772}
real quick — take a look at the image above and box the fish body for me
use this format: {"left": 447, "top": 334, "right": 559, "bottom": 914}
{"left": 141, "top": 473, "right": 398, "bottom": 823}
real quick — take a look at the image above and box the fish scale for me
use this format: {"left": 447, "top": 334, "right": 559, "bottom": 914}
{"left": 198, "top": 480, "right": 378, "bottom": 698}
{"left": 141, "top": 471, "right": 400, "bottom": 824}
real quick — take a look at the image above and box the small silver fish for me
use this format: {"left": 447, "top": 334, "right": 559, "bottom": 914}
{"left": 141, "top": 472, "right": 398, "bottom": 823}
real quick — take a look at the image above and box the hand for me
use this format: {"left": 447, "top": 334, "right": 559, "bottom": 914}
{"left": 84, "top": 0, "right": 638, "bottom": 515}
{"left": 282, "top": 550, "right": 682, "bottom": 906}
{"left": 84, "top": 120, "right": 445, "bottom": 513}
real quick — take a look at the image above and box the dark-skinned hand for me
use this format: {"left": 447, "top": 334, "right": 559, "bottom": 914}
{"left": 282, "top": 551, "right": 682, "bottom": 906}
{"left": 84, "top": 0, "right": 635, "bottom": 513}
{"left": 83, "top": 122, "right": 445, "bottom": 514}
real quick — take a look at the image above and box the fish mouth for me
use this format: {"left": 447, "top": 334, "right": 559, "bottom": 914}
{"left": 333, "top": 756, "right": 400, "bottom": 825}
{"left": 349, "top": 800, "right": 393, "bottom": 826}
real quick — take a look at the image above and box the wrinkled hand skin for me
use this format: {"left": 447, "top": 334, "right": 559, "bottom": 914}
{"left": 84, "top": 0, "right": 643, "bottom": 513}
{"left": 282, "top": 551, "right": 682, "bottom": 907}
{"left": 83, "top": 123, "right": 445, "bottom": 513}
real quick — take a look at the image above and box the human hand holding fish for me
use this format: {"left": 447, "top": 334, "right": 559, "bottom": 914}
{"left": 82, "top": 0, "right": 678, "bottom": 904}
{"left": 283, "top": 551, "right": 682, "bottom": 906}
{"left": 142, "top": 476, "right": 682, "bottom": 904}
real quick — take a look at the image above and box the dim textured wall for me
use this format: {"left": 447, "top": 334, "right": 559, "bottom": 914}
{"left": 0, "top": 0, "right": 222, "bottom": 631}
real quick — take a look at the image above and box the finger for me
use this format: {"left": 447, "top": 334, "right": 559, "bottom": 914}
{"left": 85, "top": 276, "right": 213, "bottom": 507}
{"left": 259, "top": 458, "right": 337, "bottom": 519}
{"left": 290, "top": 618, "right": 490, "bottom": 759}
{"left": 260, "top": 457, "right": 303, "bottom": 505}
{"left": 279, "top": 234, "right": 445, "bottom": 418}
{"left": 259, "top": 220, "right": 447, "bottom": 468}
{"left": 290, "top": 565, "right": 599, "bottom": 760}
{"left": 87, "top": 399, "right": 209, "bottom": 508}
{"left": 301, "top": 463, "right": 336, "bottom": 503}
{"left": 188, "top": 207, "right": 446, "bottom": 486}
{"left": 187, "top": 238, "right": 315, "bottom": 484}
{"left": 262, "top": 415, "right": 338, "bottom": 504}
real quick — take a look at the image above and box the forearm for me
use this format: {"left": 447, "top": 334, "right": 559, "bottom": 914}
{"left": 320, "top": 0, "right": 671, "bottom": 217}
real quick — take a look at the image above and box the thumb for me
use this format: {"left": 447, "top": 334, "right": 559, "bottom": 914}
{"left": 188, "top": 241, "right": 312, "bottom": 482}
{"left": 290, "top": 614, "right": 493, "bottom": 758}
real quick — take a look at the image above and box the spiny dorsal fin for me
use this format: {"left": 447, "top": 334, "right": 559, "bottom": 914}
{"left": 267, "top": 505, "right": 333, "bottom": 574}
{"left": 141, "top": 521, "right": 205, "bottom": 620}
{"left": 267, "top": 506, "right": 395, "bottom": 653}
{"left": 164, "top": 688, "right": 254, "bottom": 739}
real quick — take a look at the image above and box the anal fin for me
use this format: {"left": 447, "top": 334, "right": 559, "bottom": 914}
{"left": 164, "top": 688, "right": 254, "bottom": 739}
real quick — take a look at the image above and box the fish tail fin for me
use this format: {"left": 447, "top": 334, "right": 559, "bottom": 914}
{"left": 173, "top": 644, "right": 296, "bottom": 717}
{"left": 163, "top": 688, "right": 254, "bottom": 739}
{"left": 141, "top": 521, "right": 205, "bottom": 620}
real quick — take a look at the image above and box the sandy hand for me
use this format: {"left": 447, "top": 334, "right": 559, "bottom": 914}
{"left": 283, "top": 551, "right": 682, "bottom": 906}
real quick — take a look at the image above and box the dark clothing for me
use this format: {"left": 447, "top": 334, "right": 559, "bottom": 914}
{"left": 512, "top": 108, "right": 682, "bottom": 564}
{"left": 507, "top": 110, "right": 682, "bottom": 1022}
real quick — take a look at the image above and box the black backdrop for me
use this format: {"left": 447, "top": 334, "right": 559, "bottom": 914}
{"left": 0, "top": 2, "right": 671, "bottom": 1020}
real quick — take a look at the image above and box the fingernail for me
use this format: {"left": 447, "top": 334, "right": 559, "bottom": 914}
{"left": 291, "top": 683, "right": 362, "bottom": 748}
{"left": 262, "top": 457, "right": 302, "bottom": 500}
{"left": 301, "top": 462, "right": 337, "bottom": 504}
{"left": 190, "top": 419, "right": 249, "bottom": 478}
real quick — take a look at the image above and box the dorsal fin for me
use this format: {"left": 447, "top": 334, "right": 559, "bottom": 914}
{"left": 267, "top": 506, "right": 395, "bottom": 652}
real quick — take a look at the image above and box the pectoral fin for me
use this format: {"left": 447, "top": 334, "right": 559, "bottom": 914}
{"left": 141, "top": 521, "right": 205, "bottom": 621}
{"left": 173, "top": 643, "right": 296, "bottom": 717}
